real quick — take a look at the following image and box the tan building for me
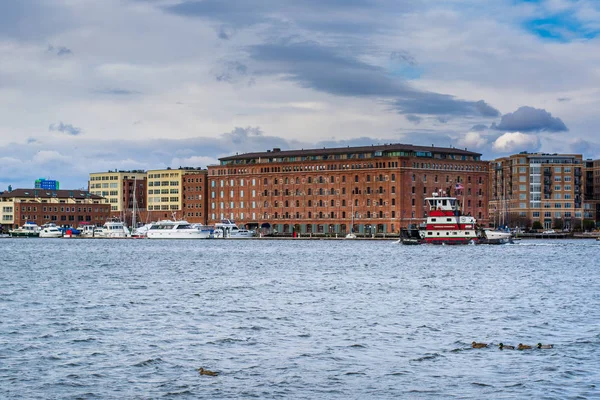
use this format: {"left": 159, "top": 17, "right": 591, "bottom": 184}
{"left": 89, "top": 170, "right": 147, "bottom": 213}
{"left": 207, "top": 144, "right": 489, "bottom": 236}
{"left": 489, "top": 152, "right": 584, "bottom": 230}
{"left": 145, "top": 167, "right": 206, "bottom": 222}
{"left": 0, "top": 188, "right": 110, "bottom": 231}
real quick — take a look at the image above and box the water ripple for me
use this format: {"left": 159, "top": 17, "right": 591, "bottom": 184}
{"left": 0, "top": 238, "right": 598, "bottom": 399}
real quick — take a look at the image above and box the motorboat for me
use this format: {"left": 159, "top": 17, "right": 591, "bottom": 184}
{"left": 91, "top": 219, "right": 130, "bottom": 238}
{"left": 481, "top": 228, "right": 513, "bottom": 244}
{"left": 132, "top": 223, "right": 153, "bottom": 238}
{"left": 9, "top": 222, "right": 41, "bottom": 237}
{"left": 79, "top": 224, "right": 104, "bottom": 237}
{"left": 345, "top": 232, "right": 357, "bottom": 239}
{"left": 147, "top": 220, "right": 211, "bottom": 239}
{"left": 39, "top": 224, "right": 63, "bottom": 238}
{"left": 214, "top": 219, "right": 255, "bottom": 238}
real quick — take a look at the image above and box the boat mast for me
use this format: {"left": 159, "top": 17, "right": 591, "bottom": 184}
{"left": 132, "top": 176, "right": 137, "bottom": 231}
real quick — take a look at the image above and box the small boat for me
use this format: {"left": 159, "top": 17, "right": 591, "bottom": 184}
{"left": 345, "top": 233, "right": 357, "bottom": 239}
{"left": 147, "top": 220, "right": 212, "bottom": 239}
{"left": 98, "top": 219, "right": 130, "bottom": 238}
{"left": 79, "top": 224, "right": 103, "bottom": 238}
{"left": 214, "top": 219, "right": 255, "bottom": 238}
{"left": 39, "top": 223, "right": 63, "bottom": 238}
{"left": 480, "top": 228, "right": 513, "bottom": 245}
{"left": 9, "top": 222, "right": 41, "bottom": 237}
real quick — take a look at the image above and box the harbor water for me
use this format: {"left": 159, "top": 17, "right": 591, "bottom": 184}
{"left": 1, "top": 239, "right": 599, "bottom": 399}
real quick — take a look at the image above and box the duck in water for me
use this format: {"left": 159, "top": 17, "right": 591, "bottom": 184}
{"left": 472, "top": 341, "right": 488, "bottom": 348}
{"left": 517, "top": 343, "right": 532, "bottom": 350}
{"left": 498, "top": 343, "right": 515, "bottom": 350}
{"left": 198, "top": 368, "right": 219, "bottom": 376}
{"left": 537, "top": 343, "right": 553, "bottom": 349}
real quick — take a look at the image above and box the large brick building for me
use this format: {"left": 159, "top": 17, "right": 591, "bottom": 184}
{"left": 207, "top": 144, "right": 489, "bottom": 236}
{"left": 0, "top": 188, "right": 110, "bottom": 231}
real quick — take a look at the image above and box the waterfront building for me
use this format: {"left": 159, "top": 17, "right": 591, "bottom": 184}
{"left": 145, "top": 167, "right": 206, "bottom": 223}
{"left": 489, "top": 152, "right": 584, "bottom": 230}
{"left": 0, "top": 188, "right": 110, "bottom": 231}
{"left": 584, "top": 159, "right": 600, "bottom": 225}
{"left": 88, "top": 170, "right": 147, "bottom": 226}
{"left": 207, "top": 144, "right": 489, "bottom": 235}
{"left": 182, "top": 171, "right": 209, "bottom": 224}
{"left": 35, "top": 178, "right": 60, "bottom": 190}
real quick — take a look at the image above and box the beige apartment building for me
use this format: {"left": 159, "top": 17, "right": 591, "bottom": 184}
{"left": 88, "top": 170, "right": 147, "bottom": 225}
{"left": 489, "top": 152, "right": 585, "bottom": 230}
{"left": 145, "top": 167, "right": 206, "bottom": 222}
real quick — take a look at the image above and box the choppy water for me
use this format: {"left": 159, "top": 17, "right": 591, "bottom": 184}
{"left": 1, "top": 238, "right": 599, "bottom": 399}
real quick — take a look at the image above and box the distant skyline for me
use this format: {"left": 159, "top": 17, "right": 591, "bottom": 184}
{"left": 2, "top": 0, "right": 600, "bottom": 190}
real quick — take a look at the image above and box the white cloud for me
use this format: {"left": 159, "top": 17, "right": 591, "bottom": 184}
{"left": 457, "top": 131, "right": 488, "bottom": 150}
{"left": 492, "top": 132, "right": 540, "bottom": 153}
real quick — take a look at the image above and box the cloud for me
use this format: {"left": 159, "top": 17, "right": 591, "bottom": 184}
{"left": 405, "top": 115, "right": 422, "bottom": 124}
{"left": 48, "top": 122, "right": 82, "bottom": 136}
{"left": 470, "top": 124, "right": 487, "bottom": 131}
{"left": 492, "top": 131, "right": 541, "bottom": 153}
{"left": 247, "top": 41, "right": 500, "bottom": 118}
{"left": 95, "top": 89, "right": 141, "bottom": 96}
{"left": 213, "top": 61, "right": 248, "bottom": 83}
{"left": 457, "top": 131, "right": 488, "bottom": 150}
{"left": 47, "top": 45, "right": 73, "bottom": 56}
{"left": 491, "top": 106, "right": 568, "bottom": 132}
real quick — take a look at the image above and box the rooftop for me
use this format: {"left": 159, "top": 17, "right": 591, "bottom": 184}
{"left": 0, "top": 189, "right": 103, "bottom": 200}
{"left": 219, "top": 143, "right": 481, "bottom": 163}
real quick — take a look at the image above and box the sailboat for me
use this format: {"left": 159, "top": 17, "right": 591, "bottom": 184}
{"left": 345, "top": 202, "right": 357, "bottom": 239}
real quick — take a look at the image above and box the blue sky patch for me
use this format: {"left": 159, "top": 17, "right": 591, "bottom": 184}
{"left": 523, "top": 12, "right": 599, "bottom": 41}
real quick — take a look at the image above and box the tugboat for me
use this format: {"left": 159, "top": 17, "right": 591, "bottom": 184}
{"left": 400, "top": 192, "right": 478, "bottom": 245}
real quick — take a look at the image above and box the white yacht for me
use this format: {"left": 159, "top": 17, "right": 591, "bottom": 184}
{"left": 482, "top": 228, "right": 513, "bottom": 244}
{"left": 95, "top": 220, "right": 130, "bottom": 238}
{"left": 214, "top": 219, "right": 255, "bottom": 238}
{"left": 147, "top": 220, "right": 211, "bottom": 239}
{"left": 39, "top": 224, "right": 63, "bottom": 238}
{"left": 79, "top": 224, "right": 103, "bottom": 237}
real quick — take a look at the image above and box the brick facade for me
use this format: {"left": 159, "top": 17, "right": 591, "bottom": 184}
{"left": 207, "top": 145, "right": 489, "bottom": 235}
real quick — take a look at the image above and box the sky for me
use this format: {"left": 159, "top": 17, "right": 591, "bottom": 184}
{"left": 1, "top": 0, "right": 600, "bottom": 190}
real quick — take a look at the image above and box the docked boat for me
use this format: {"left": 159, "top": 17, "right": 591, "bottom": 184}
{"left": 9, "top": 222, "right": 41, "bottom": 237}
{"left": 401, "top": 193, "right": 478, "bottom": 245}
{"left": 147, "top": 220, "right": 211, "bottom": 239}
{"left": 99, "top": 220, "right": 130, "bottom": 238}
{"left": 79, "top": 224, "right": 104, "bottom": 237}
{"left": 481, "top": 228, "right": 513, "bottom": 244}
{"left": 214, "top": 219, "right": 255, "bottom": 238}
{"left": 39, "top": 223, "right": 63, "bottom": 238}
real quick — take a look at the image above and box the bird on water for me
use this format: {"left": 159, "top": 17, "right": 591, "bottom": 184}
{"left": 498, "top": 343, "right": 515, "bottom": 350}
{"left": 537, "top": 343, "right": 553, "bottom": 349}
{"left": 198, "top": 368, "right": 219, "bottom": 376}
{"left": 517, "top": 343, "right": 532, "bottom": 350}
{"left": 472, "top": 341, "right": 488, "bottom": 348}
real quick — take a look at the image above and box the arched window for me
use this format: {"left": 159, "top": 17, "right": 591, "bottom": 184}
{"left": 308, "top": 200, "right": 313, "bottom": 207}
{"left": 308, "top": 177, "right": 313, "bottom": 183}
{"left": 308, "top": 188, "right": 312, "bottom": 195}
{"left": 264, "top": 178, "right": 268, "bottom": 185}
